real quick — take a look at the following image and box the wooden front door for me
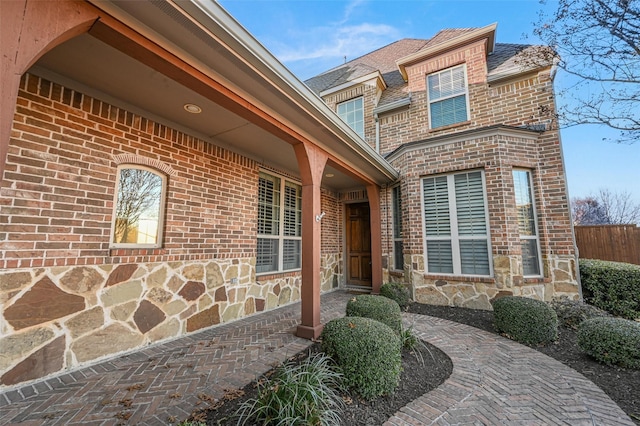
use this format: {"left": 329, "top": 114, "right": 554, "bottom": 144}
{"left": 346, "top": 202, "right": 372, "bottom": 287}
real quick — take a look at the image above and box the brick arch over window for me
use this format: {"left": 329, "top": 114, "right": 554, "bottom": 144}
{"left": 112, "top": 154, "right": 178, "bottom": 177}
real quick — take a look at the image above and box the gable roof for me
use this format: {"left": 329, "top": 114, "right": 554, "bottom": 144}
{"left": 306, "top": 24, "right": 550, "bottom": 111}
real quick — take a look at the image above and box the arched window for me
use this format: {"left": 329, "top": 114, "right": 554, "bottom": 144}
{"left": 110, "top": 165, "right": 167, "bottom": 248}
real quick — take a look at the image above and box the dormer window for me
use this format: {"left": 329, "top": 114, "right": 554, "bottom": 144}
{"left": 337, "top": 97, "right": 364, "bottom": 139}
{"left": 427, "top": 65, "right": 469, "bottom": 128}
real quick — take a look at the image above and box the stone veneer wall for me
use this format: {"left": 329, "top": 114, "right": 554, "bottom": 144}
{"left": 408, "top": 253, "right": 579, "bottom": 310}
{"left": 0, "top": 246, "right": 342, "bottom": 390}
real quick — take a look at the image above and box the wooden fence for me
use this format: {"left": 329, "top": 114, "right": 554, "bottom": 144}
{"left": 574, "top": 225, "right": 640, "bottom": 265}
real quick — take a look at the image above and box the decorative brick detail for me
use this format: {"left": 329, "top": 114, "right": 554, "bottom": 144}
{"left": 4, "top": 277, "right": 85, "bottom": 330}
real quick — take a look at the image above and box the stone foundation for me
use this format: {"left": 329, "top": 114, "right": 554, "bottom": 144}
{"left": 0, "top": 255, "right": 339, "bottom": 389}
{"left": 387, "top": 253, "right": 580, "bottom": 310}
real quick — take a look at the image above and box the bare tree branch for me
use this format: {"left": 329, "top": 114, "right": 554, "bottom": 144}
{"left": 522, "top": 0, "right": 640, "bottom": 143}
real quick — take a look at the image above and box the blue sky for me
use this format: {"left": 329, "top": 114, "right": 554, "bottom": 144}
{"left": 218, "top": 0, "right": 640, "bottom": 203}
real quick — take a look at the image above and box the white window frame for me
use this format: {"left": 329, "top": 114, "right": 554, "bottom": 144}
{"left": 110, "top": 164, "right": 167, "bottom": 249}
{"left": 392, "top": 185, "right": 403, "bottom": 271}
{"left": 512, "top": 169, "right": 544, "bottom": 278}
{"left": 256, "top": 171, "right": 302, "bottom": 274}
{"left": 421, "top": 170, "right": 493, "bottom": 277}
{"left": 426, "top": 64, "right": 470, "bottom": 129}
{"left": 337, "top": 97, "right": 364, "bottom": 139}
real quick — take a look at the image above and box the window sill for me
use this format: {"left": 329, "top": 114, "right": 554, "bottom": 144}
{"left": 109, "top": 248, "right": 166, "bottom": 257}
{"left": 424, "top": 273, "right": 495, "bottom": 284}
{"left": 523, "top": 277, "right": 550, "bottom": 284}
{"left": 256, "top": 270, "right": 301, "bottom": 282}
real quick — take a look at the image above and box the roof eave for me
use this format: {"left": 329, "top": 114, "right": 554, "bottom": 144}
{"left": 397, "top": 23, "right": 498, "bottom": 81}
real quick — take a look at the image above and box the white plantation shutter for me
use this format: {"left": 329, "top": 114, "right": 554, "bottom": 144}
{"left": 392, "top": 186, "right": 404, "bottom": 270}
{"left": 423, "top": 171, "right": 491, "bottom": 276}
{"left": 257, "top": 172, "right": 302, "bottom": 273}
{"left": 428, "top": 65, "right": 469, "bottom": 128}
{"left": 513, "top": 170, "right": 542, "bottom": 276}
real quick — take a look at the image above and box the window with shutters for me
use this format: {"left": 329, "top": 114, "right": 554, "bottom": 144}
{"left": 513, "top": 169, "right": 543, "bottom": 277}
{"left": 337, "top": 97, "right": 364, "bottom": 138}
{"left": 392, "top": 185, "right": 404, "bottom": 270}
{"left": 427, "top": 65, "right": 469, "bottom": 129}
{"left": 422, "top": 170, "right": 492, "bottom": 276}
{"left": 257, "top": 171, "right": 302, "bottom": 274}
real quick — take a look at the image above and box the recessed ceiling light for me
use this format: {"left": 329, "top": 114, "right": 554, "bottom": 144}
{"left": 325, "top": 173, "right": 334, "bottom": 178}
{"left": 184, "top": 103, "right": 202, "bottom": 114}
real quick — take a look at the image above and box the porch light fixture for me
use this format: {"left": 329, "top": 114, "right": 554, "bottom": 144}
{"left": 315, "top": 212, "right": 326, "bottom": 222}
{"left": 183, "top": 103, "right": 202, "bottom": 114}
{"left": 325, "top": 173, "right": 334, "bottom": 178}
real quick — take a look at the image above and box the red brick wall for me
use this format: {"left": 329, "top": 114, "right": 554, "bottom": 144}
{"left": 1, "top": 73, "right": 264, "bottom": 269}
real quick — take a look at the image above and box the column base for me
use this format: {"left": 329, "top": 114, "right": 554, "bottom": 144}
{"left": 296, "top": 323, "right": 324, "bottom": 340}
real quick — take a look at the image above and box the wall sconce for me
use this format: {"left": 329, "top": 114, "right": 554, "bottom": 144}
{"left": 315, "top": 212, "right": 326, "bottom": 222}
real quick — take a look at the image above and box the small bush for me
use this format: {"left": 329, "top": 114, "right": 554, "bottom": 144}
{"left": 580, "top": 258, "right": 640, "bottom": 320}
{"left": 236, "top": 352, "right": 344, "bottom": 425}
{"left": 380, "top": 282, "right": 412, "bottom": 309}
{"left": 578, "top": 317, "right": 640, "bottom": 370}
{"left": 493, "top": 296, "right": 558, "bottom": 345}
{"left": 345, "top": 294, "right": 402, "bottom": 334}
{"left": 550, "top": 297, "right": 611, "bottom": 329}
{"left": 321, "top": 316, "right": 401, "bottom": 400}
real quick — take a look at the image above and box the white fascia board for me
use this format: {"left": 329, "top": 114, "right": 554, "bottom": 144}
{"left": 318, "top": 71, "right": 386, "bottom": 97}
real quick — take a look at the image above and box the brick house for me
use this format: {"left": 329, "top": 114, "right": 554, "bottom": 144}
{"left": 305, "top": 24, "right": 580, "bottom": 308}
{"left": 0, "top": 1, "right": 578, "bottom": 390}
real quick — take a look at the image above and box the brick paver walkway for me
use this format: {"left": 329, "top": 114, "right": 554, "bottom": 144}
{"left": 0, "top": 290, "right": 634, "bottom": 425}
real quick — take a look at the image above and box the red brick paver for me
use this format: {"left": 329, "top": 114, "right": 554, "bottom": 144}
{"left": 385, "top": 314, "right": 634, "bottom": 426}
{"left": 0, "top": 291, "right": 634, "bottom": 425}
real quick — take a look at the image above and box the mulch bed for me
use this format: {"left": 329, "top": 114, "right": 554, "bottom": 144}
{"left": 187, "top": 303, "right": 640, "bottom": 425}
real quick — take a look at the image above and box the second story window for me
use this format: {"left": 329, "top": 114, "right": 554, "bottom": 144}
{"left": 111, "top": 165, "right": 166, "bottom": 248}
{"left": 337, "top": 97, "right": 364, "bottom": 139}
{"left": 427, "top": 65, "right": 469, "bottom": 129}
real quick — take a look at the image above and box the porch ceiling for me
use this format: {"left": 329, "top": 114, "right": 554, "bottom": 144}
{"left": 31, "top": 2, "right": 390, "bottom": 190}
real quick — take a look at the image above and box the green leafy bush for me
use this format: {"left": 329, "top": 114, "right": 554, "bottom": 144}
{"left": 578, "top": 317, "right": 640, "bottom": 370}
{"left": 492, "top": 296, "right": 558, "bottom": 345}
{"left": 380, "top": 282, "right": 412, "bottom": 309}
{"left": 321, "top": 316, "right": 401, "bottom": 400}
{"left": 236, "top": 352, "right": 344, "bottom": 425}
{"left": 550, "top": 297, "right": 611, "bottom": 329}
{"left": 580, "top": 259, "right": 640, "bottom": 320}
{"left": 345, "top": 294, "right": 402, "bottom": 334}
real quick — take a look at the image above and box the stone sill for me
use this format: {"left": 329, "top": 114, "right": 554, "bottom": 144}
{"left": 256, "top": 270, "right": 301, "bottom": 282}
{"left": 522, "top": 277, "right": 551, "bottom": 284}
{"left": 424, "top": 274, "right": 495, "bottom": 284}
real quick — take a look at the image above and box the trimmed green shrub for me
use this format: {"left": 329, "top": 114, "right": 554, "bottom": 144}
{"left": 380, "top": 282, "right": 412, "bottom": 309}
{"left": 236, "top": 352, "right": 344, "bottom": 425}
{"left": 580, "top": 259, "right": 640, "bottom": 320}
{"left": 345, "top": 294, "right": 402, "bottom": 334}
{"left": 550, "top": 297, "right": 611, "bottom": 329}
{"left": 321, "top": 316, "right": 401, "bottom": 400}
{"left": 578, "top": 317, "right": 640, "bottom": 370}
{"left": 492, "top": 296, "right": 558, "bottom": 345}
